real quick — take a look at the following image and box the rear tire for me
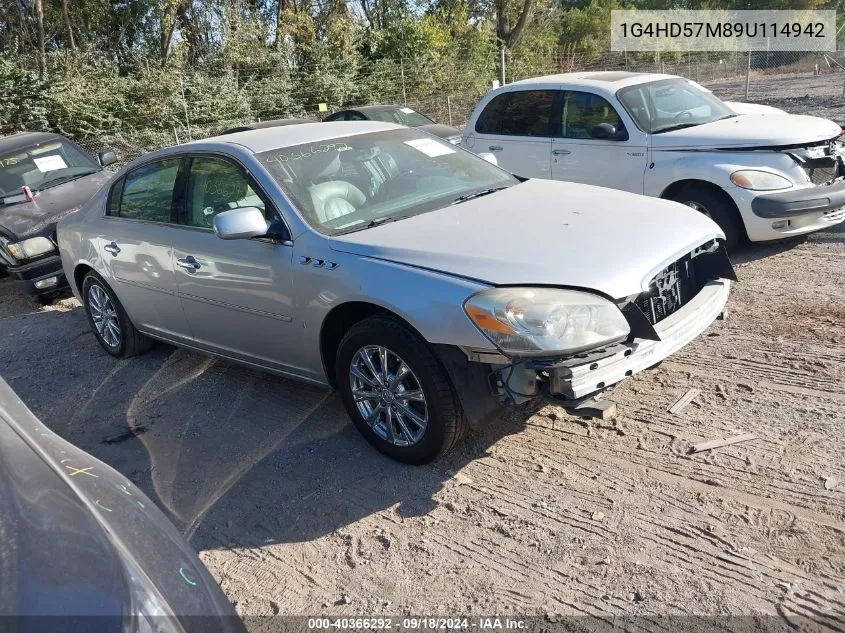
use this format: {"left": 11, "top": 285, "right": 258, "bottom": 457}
{"left": 82, "top": 272, "right": 153, "bottom": 359}
{"left": 336, "top": 316, "right": 466, "bottom": 465}
{"left": 673, "top": 185, "right": 744, "bottom": 253}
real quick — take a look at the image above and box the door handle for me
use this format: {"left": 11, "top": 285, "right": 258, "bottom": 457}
{"left": 552, "top": 148, "right": 571, "bottom": 156}
{"left": 176, "top": 256, "right": 201, "bottom": 272}
{"left": 488, "top": 145, "right": 503, "bottom": 152}
{"left": 104, "top": 242, "right": 121, "bottom": 255}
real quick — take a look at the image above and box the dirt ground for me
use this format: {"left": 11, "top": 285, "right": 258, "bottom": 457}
{"left": 707, "top": 71, "right": 845, "bottom": 123}
{"left": 1, "top": 222, "right": 843, "bottom": 624}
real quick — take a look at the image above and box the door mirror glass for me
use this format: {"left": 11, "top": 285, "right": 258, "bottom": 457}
{"left": 213, "top": 207, "right": 270, "bottom": 240}
{"left": 591, "top": 123, "right": 623, "bottom": 140}
{"left": 97, "top": 149, "right": 118, "bottom": 167}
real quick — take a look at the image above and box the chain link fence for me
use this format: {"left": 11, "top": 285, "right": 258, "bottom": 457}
{"left": 63, "top": 48, "right": 845, "bottom": 166}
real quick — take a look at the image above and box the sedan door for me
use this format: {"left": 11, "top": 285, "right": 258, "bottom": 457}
{"left": 467, "top": 89, "right": 559, "bottom": 179}
{"left": 98, "top": 158, "right": 190, "bottom": 341}
{"left": 171, "top": 155, "right": 306, "bottom": 375}
{"left": 550, "top": 90, "right": 648, "bottom": 193}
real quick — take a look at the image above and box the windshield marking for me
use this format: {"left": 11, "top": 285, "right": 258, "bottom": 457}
{"left": 263, "top": 142, "right": 351, "bottom": 166}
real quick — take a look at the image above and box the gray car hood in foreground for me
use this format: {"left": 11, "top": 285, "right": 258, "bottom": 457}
{"left": 330, "top": 179, "right": 723, "bottom": 299}
{"left": 0, "top": 171, "right": 112, "bottom": 239}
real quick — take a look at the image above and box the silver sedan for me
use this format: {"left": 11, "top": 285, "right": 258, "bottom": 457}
{"left": 59, "top": 122, "right": 733, "bottom": 464}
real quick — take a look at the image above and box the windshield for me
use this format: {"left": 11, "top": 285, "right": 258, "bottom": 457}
{"left": 365, "top": 108, "right": 435, "bottom": 127}
{"left": 617, "top": 78, "right": 736, "bottom": 134}
{"left": 257, "top": 128, "right": 517, "bottom": 234}
{"left": 0, "top": 140, "right": 98, "bottom": 198}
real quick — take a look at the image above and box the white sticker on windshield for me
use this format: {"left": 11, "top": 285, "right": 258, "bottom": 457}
{"left": 33, "top": 155, "right": 68, "bottom": 172}
{"left": 404, "top": 138, "right": 455, "bottom": 158}
{"left": 400, "top": 107, "right": 415, "bottom": 114}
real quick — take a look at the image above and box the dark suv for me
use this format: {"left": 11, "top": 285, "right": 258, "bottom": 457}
{"left": 0, "top": 132, "right": 116, "bottom": 298}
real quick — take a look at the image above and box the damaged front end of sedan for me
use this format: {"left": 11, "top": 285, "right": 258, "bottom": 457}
{"left": 439, "top": 240, "right": 736, "bottom": 424}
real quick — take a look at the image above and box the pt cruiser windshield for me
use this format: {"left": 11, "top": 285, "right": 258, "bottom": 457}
{"left": 617, "top": 78, "right": 736, "bottom": 134}
{"left": 257, "top": 128, "right": 517, "bottom": 234}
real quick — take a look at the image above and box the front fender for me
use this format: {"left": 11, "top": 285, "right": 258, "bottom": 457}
{"left": 644, "top": 150, "right": 805, "bottom": 199}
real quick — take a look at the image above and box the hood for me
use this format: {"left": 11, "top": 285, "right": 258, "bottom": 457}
{"left": 651, "top": 113, "right": 841, "bottom": 150}
{"left": 0, "top": 170, "right": 112, "bottom": 239}
{"left": 724, "top": 101, "right": 786, "bottom": 116}
{"left": 419, "top": 123, "right": 462, "bottom": 139}
{"left": 329, "top": 179, "right": 722, "bottom": 299}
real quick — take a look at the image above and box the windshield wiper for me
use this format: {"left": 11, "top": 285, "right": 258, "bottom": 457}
{"left": 335, "top": 215, "right": 411, "bottom": 235}
{"left": 653, "top": 122, "right": 701, "bottom": 134}
{"left": 450, "top": 186, "right": 510, "bottom": 205}
{"left": 34, "top": 169, "right": 99, "bottom": 192}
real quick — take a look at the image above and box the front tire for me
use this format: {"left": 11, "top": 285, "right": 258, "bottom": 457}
{"left": 673, "top": 185, "right": 745, "bottom": 252}
{"left": 336, "top": 316, "right": 466, "bottom": 465}
{"left": 82, "top": 272, "right": 153, "bottom": 359}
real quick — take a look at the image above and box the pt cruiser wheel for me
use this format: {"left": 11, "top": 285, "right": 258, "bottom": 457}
{"left": 673, "top": 185, "right": 745, "bottom": 252}
{"left": 337, "top": 316, "right": 466, "bottom": 464}
{"left": 82, "top": 272, "right": 153, "bottom": 359}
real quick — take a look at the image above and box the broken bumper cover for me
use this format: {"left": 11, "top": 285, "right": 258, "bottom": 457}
{"left": 751, "top": 180, "right": 845, "bottom": 218}
{"left": 541, "top": 279, "right": 730, "bottom": 399}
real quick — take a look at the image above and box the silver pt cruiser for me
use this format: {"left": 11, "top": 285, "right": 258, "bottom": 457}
{"left": 59, "top": 122, "right": 735, "bottom": 464}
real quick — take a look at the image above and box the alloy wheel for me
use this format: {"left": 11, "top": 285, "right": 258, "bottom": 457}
{"left": 349, "top": 345, "right": 428, "bottom": 447}
{"left": 88, "top": 284, "right": 121, "bottom": 348}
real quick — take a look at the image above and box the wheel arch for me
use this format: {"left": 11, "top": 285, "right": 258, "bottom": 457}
{"left": 72, "top": 262, "right": 95, "bottom": 297}
{"left": 319, "top": 301, "right": 425, "bottom": 388}
{"left": 660, "top": 178, "right": 747, "bottom": 240}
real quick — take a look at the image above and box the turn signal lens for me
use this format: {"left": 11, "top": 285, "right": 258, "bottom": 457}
{"left": 730, "top": 170, "right": 792, "bottom": 191}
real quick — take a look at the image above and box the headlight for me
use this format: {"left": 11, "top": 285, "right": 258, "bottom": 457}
{"left": 464, "top": 287, "right": 630, "bottom": 355}
{"left": 730, "top": 170, "right": 792, "bottom": 191}
{"left": 446, "top": 135, "right": 462, "bottom": 145}
{"left": 6, "top": 236, "right": 55, "bottom": 260}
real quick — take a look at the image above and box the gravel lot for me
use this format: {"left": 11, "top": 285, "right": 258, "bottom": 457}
{"left": 1, "top": 223, "right": 842, "bottom": 624}
{"left": 707, "top": 71, "right": 845, "bottom": 123}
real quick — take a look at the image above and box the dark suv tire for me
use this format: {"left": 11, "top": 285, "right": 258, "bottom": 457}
{"left": 82, "top": 271, "right": 153, "bottom": 359}
{"left": 336, "top": 316, "right": 466, "bottom": 465}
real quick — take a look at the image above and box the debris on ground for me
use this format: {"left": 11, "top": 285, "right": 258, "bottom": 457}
{"left": 690, "top": 433, "right": 756, "bottom": 454}
{"left": 669, "top": 388, "right": 701, "bottom": 414}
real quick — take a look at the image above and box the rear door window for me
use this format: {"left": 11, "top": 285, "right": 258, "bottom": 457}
{"left": 475, "top": 90, "right": 559, "bottom": 137}
{"left": 110, "top": 158, "right": 180, "bottom": 223}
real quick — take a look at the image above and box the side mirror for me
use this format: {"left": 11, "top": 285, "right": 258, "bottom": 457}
{"left": 213, "top": 207, "right": 270, "bottom": 240}
{"left": 591, "top": 123, "right": 628, "bottom": 141}
{"left": 97, "top": 149, "right": 118, "bottom": 167}
{"left": 478, "top": 152, "right": 498, "bottom": 166}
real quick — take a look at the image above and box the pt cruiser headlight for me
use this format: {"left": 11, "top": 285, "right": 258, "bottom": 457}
{"left": 730, "top": 170, "right": 792, "bottom": 191}
{"left": 6, "top": 236, "right": 55, "bottom": 260}
{"left": 464, "top": 287, "right": 630, "bottom": 356}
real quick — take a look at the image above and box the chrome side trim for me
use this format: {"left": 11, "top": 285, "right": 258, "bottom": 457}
{"left": 179, "top": 292, "right": 293, "bottom": 322}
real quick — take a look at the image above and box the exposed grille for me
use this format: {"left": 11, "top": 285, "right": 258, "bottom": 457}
{"left": 635, "top": 252, "right": 705, "bottom": 325}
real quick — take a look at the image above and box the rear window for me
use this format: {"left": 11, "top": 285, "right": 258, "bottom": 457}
{"left": 108, "top": 158, "right": 180, "bottom": 223}
{"left": 475, "top": 90, "right": 558, "bottom": 137}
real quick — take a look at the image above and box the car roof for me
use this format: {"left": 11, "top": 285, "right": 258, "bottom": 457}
{"left": 198, "top": 121, "right": 401, "bottom": 153}
{"left": 0, "top": 131, "right": 66, "bottom": 156}
{"left": 222, "top": 118, "right": 315, "bottom": 133}
{"left": 507, "top": 71, "right": 678, "bottom": 91}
